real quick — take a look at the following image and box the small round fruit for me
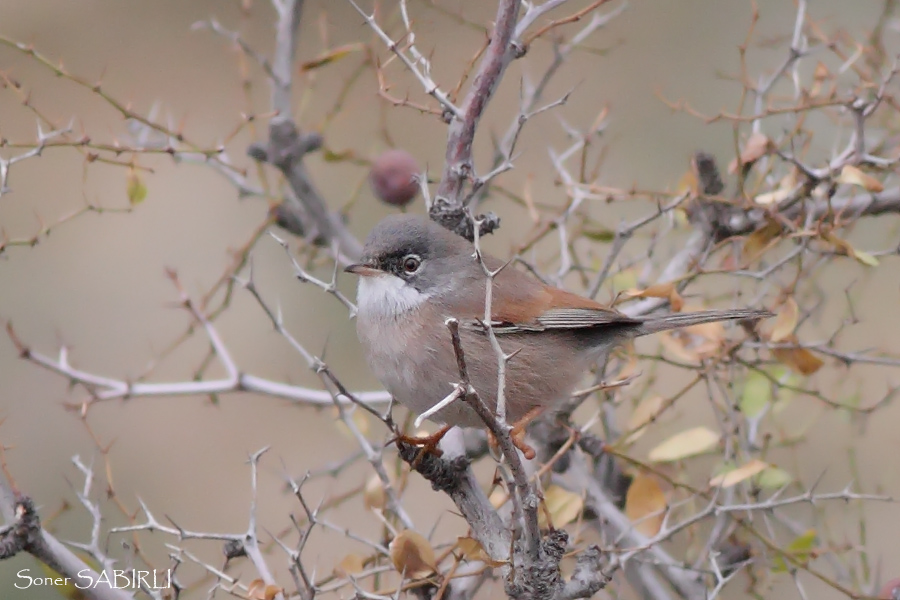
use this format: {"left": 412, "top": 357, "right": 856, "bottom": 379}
{"left": 369, "top": 149, "right": 420, "bottom": 207}
{"left": 880, "top": 578, "right": 900, "bottom": 599}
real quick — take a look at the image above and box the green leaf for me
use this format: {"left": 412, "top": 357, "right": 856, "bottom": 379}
{"left": 772, "top": 529, "right": 817, "bottom": 572}
{"left": 757, "top": 467, "right": 792, "bottom": 490}
{"left": 609, "top": 269, "right": 638, "bottom": 292}
{"left": 740, "top": 371, "right": 771, "bottom": 418}
{"left": 322, "top": 148, "right": 353, "bottom": 162}
{"left": 126, "top": 168, "right": 147, "bottom": 205}
{"left": 582, "top": 227, "right": 615, "bottom": 242}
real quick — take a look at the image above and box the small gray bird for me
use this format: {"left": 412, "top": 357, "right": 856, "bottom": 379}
{"left": 346, "top": 214, "right": 770, "bottom": 452}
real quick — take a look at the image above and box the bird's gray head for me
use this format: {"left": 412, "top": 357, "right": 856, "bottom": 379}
{"left": 345, "top": 214, "right": 475, "bottom": 316}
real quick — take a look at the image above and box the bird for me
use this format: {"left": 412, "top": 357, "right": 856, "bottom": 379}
{"left": 345, "top": 214, "right": 771, "bottom": 456}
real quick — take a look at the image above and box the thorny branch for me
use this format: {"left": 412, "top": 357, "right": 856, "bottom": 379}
{"left": 4, "top": 1, "right": 900, "bottom": 600}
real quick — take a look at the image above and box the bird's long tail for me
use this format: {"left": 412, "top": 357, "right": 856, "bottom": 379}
{"left": 632, "top": 308, "right": 772, "bottom": 337}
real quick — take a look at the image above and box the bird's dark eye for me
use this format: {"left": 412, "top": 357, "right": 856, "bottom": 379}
{"left": 402, "top": 255, "right": 421, "bottom": 274}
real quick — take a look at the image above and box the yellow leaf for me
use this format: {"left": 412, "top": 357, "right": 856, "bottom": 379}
{"left": 771, "top": 337, "right": 824, "bottom": 375}
{"left": 625, "top": 395, "right": 665, "bottom": 443}
{"left": 389, "top": 530, "right": 436, "bottom": 579}
{"left": 542, "top": 485, "right": 584, "bottom": 528}
{"left": 648, "top": 427, "right": 720, "bottom": 462}
{"left": 624, "top": 474, "right": 666, "bottom": 537}
{"left": 126, "top": 168, "right": 147, "bottom": 205}
{"left": 770, "top": 297, "right": 799, "bottom": 342}
{"left": 729, "top": 132, "right": 772, "bottom": 174}
{"left": 709, "top": 459, "right": 768, "bottom": 488}
{"left": 740, "top": 371, "right": 771, "bottom": 418}
{"left": 821, "top": 232, "right": 879, "bottom": 267}
{"left": 838, "top": 164, "right": 884, "bottom": 193}
{"left": 334, "top": 553, "right": 366, "bottom": 578}
{"left": 456, "top": 536, "right": 507, "bottom": 567}
{"left": 300, "top": 43, "right": 365, "bottom": 71}
{"left": 853, "top": 250, "right": 879, "bottom": 267}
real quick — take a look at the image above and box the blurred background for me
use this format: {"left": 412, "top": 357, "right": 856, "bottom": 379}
{"left": 1, "top": 1, "right": 898, "bottom": 598}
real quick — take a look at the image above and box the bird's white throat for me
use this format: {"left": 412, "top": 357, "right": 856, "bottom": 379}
{"left": 356, "top": 274, "right": 427, "bottom": 317}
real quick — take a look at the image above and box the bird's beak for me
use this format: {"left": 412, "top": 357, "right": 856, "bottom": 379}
{"left": 344, "top": 263, "right": 382, "bottom": 277}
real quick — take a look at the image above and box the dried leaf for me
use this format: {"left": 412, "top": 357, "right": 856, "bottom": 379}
{"left": 648, "top": 427, "right": 720, "bottom": 462}
{"left": 822, "top": 232, "right": 879, "bottom": 267}
{"left": 625, "top": 395, "right": 665, "bottom": 443}
{"left": 659, "top": 331, "right": 700, "bottom": 363}
{"left": 684, "top": 319, "right": 725, "bottom": 342}
{"left": 729, "top": 132, "right": 772, "bottom": 174}
{"left": 743, "top": 219, "right": 782, "bottom": 261}
{"left": 753, "top": 188, "right": 792, "bottom": 205}
{"left": 542, "top": 485, "right": 584, "bottom": 528}
{"left": 363, "top": 473, "right": 388, "bottom": 511}
{"left": 522, "top": 174, "right": 540, "bottom": 223}
{"left": 823, "top": 231, "right": 854, "bottom": 257}
{"left": 838, "top": 164, "right": 884, "bottom": 193}
{"left": 126, "top": 168, "right": 147, "bottom": 205}
{"left": 710, "top": 459, "right": 768, "bottom": 488}
{"left": 677, "top": 168, "right": 699, "bottom": 196}
{"left": 264, "top": 585, "right": 282, "bottom": 600}
{"left": 660, "top": 317, "right": 723, "bottom": 360}
{"left": 773, "top": 529, "right": 817, "bottom": 572}
{"left": 611, "top": 347, "right": 639, "bottom": 381}
{"left": 247, "top": 579, "right": 265, "bottom": 600}
{"left": 770, "top": 297, "right": 799, "bottom": 342}
{"left": 624, "top": 282, "right": 684, "bottom": 312}
{"left": 334, "top": 553, "right": 366, "bottom": 578}
{"left": 772, "top": 337, "right": 824, "bottom": 375}
{"left": 489, "top": 488, "right": 509, "bottom": 509}
{"left": 389, "top": 530, "right": 436, "bottom": 579}
{"left": 810, "top": 61, "right": 830, "bottom": 96}
{"left": 624, "top": 474, "right": 666, "bottom": 536}
{"left": 248, "top": 579, "right": 281, "bottom": 600}
{"left": 300, "top": 43, "right": 365, "bottom": 71}
{"left": 456, "top": 536, "right": 507, "bottom": 567}
{"left": 624, "top": 282, "right": 673, "bottom": 299}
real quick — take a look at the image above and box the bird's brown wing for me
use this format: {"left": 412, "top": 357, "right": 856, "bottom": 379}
{"left": 459, "top": 260, "right": 641, "bottom": 334}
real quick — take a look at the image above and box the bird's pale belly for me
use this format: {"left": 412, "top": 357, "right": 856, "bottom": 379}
{"left": 357, "top": 308, "right": 593, "bottom": 428}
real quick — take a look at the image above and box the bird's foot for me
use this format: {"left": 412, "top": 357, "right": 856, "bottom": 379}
{"left": 391, "top": 424, "right": 452, "bottom": 459}
{"left": 487, "top": 407, "right": 545, "bottom": 460}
